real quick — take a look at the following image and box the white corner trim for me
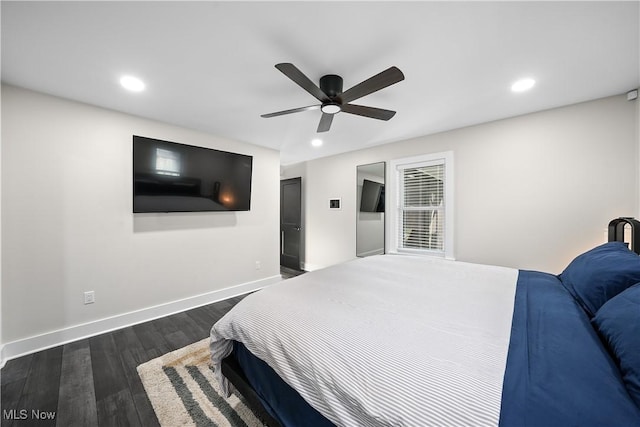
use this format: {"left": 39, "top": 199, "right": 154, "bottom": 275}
{"left": 0, "top": 275, "right": 281, "bottom": 366}
{"left": 302, "top": 262, "right": 326, "bottom": 272}
{"left": 301, "top": 262, "right": 317, "bottom": 271}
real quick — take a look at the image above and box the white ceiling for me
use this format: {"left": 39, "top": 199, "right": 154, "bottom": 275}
{"left": 2, "top": 1, "right": 638, "bottom": 165}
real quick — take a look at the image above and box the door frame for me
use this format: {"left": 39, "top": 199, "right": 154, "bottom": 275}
{"left": 280, "top": 177, "right": 302, "bottom": 270}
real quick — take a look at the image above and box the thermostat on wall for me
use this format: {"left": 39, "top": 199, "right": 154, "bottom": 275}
{"left": 329, "top": 198, "right": 341, "bottom": 210}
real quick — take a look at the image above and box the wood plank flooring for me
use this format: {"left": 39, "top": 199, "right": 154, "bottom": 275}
{"left": 1, "top": 294, "right": 247, "bottom": 427}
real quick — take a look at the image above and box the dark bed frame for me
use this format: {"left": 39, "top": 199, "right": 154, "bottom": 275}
{"left": 221, "top": 354, "right": 283, "bottom": 427}
{"left": 608, "top": 217, "right": 640, "bottom": 254}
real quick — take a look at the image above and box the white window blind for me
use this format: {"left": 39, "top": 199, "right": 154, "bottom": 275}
{"left": 399, "top": 163, "right": 445, "bottom": 252}
{"left": 155, "top": 148, "right": 181, "bottom": 176}
{"left": 389, "top": 151, "right": 453, "bottom": 258}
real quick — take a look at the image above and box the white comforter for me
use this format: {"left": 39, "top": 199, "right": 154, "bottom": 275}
{"left": 210, "top": 254, "right": 518, "bottom": 427}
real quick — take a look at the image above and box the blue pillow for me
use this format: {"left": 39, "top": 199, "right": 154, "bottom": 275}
{"left": 559, "top": 242, "right": 640, "bottom": 317}
{"left": 592, "top": 283, "right": 640, "bottom": 408}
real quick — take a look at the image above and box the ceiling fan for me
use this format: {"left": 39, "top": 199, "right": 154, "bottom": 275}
{"left": 261, "top": 63, "right": 405, "bottom": 133}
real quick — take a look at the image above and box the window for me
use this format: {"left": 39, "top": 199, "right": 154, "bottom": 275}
{"left": 155, "top": 148, "right": 181, "bottom": 176}
{"left": 389, "top": 152, "right": 454, "bottom": 258}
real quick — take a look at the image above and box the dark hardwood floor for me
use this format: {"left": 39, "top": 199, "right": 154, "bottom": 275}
{"left": 280, "top": 266, "right": 305, "bottom": 280}
{"left": 1, "top": 293, "right": 248, "bottom": 427}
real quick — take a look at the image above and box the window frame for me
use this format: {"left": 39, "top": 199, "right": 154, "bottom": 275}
{"left": 387, "top": 151, "right": 454, "bottom": 259}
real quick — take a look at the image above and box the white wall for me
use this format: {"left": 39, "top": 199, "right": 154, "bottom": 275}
{"left": 1, "top": 85, "right": 280, "bottom": 351}
{"left": 637, "top": 93, "right": 640, "bottom": 216}
{"left": 283, "top": 94, "right": 638, "bottom": 274}
{"left": 0, "top": 82, "right": 3, "bottom": 362}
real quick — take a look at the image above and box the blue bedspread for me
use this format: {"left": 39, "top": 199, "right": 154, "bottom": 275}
{"left": 499, "top": 270, "right": 640, "bottom": 426}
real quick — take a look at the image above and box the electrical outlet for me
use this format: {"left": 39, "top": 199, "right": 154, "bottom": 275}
{"left": 84, "top": 291, "right": 95, "bottom": 305}
{"left": 255, "top": 261, "right": 261, "bottom": 270}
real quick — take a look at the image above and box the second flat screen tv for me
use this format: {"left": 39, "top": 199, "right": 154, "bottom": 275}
{"left": 360, "top": 179, "right": 385, "bottom": 213}
{"left": 133, "top": 135, "right": 253, "bottom": 213}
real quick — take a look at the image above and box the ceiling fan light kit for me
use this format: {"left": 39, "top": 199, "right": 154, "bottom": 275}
{"left": 261, "top": 63, "right": 404, "bottom": 133}
{"left": 321, "top": 103, "right": 341, "bottom": 114}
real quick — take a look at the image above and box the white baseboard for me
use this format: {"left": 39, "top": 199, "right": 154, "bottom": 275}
{"left": 301, "top": 262, "right": 323, "bottom": 272}
{"left": 356, "top": 248, "right": 384, "bottom": 257}
{"left": 0, "top": 275, "right": 281, "bottom": 368}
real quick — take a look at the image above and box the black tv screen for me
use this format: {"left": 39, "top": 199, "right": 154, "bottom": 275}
{"left": 360, "top": 179, "right": 385, "bottom": 212}
{"left": 133, "top": 135, "right": 253, "bottom": 213}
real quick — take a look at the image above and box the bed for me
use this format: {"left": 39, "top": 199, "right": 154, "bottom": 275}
{"left": 210, "top": 242, "right": 640, "bottom": 426}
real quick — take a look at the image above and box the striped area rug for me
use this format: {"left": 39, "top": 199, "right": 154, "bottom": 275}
{"left": 137, "top": 338, "right": 265, "bottom": 427}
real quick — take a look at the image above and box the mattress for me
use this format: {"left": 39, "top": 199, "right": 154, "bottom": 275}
{"left": 211, "top": 254, "right": 519, "bottom": 426}
{"left": 211, "top": 250, "right": 640, "bottom": 426}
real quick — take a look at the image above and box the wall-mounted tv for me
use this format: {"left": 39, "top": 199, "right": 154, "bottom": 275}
{"left": 360, "top": 179, "right": 385, "bottom": 213}
{"left": 133, "top": 135, "right": 253, "bottom": 213}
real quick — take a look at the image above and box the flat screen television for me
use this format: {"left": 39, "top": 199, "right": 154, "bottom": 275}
{"left": 133, "top": 135, "right": 253, "bottom": 213}
{"left": 360, "top": 179, "right": 385, "bottom": 212}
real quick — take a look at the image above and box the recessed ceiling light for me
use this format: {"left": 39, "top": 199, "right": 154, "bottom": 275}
{"left": 311, "top": 139, "right": 323, "bottom": 147}
{"left": 511, "top": 78, "right": 535, "bottom": 93}
{"left": 120, "top": 75, "right": 146, "bottom": 92}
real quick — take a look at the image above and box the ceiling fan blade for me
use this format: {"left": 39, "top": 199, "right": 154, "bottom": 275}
{"left": 261, "top": 105, "right": 320, "bottom": 118}
{"left": 341, "top": 104, "right": 397, "bottom": 121}
{"left": 275, "top": 63, "right": 330, "bottom": 103}
{"left": 317, "top": 113, "right": 334, "bottom": 132}
{"left": 339, "top": 66, "right": 405, "bottom": 104}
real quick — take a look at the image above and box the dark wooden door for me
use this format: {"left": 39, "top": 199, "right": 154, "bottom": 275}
{"left": 280, "top": 178, "right": 302, "bottom": 270}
